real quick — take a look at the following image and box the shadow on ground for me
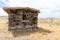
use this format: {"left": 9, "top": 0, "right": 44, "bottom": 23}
{"left": 10, "top": 27, "right": 52, "bottom": 37}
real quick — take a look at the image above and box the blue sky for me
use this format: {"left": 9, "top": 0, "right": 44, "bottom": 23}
{"left": 0, "top": 0, "right": 60, "bottom": 18}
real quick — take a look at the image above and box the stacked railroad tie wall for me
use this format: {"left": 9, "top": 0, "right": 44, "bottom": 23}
{"left": 3, "top": 7, "right": 40, "bottom": 31}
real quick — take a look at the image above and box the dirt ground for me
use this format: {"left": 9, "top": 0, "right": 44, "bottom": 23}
{"left": 0, "top": 17, "right": 60, "bottom": 40}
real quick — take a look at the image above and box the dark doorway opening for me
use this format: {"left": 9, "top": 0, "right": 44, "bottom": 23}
{"left": 23, "top": 15, "right": 27, "bottom": 20}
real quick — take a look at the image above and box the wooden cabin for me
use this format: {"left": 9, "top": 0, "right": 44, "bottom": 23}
{"left": 3, "top": 7, "right": 40, "bottom": 31}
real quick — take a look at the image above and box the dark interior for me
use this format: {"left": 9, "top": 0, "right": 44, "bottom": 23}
{"left": 10, "top": 9, "right": 16, "bottom": 14}
{"left": 23, "top": 15, "right": 27, "bottom": 20}
{"left": 33, "top": 17, "right": 37, "bottom": 21}
{"left": 23, "top": 22, "right": 26, "bottom": 26}
{"left": 16, "top": 23, "right": 19, "bottom": 25}
{"left": 32, "top": 17, "right": 37, "bottom": 24}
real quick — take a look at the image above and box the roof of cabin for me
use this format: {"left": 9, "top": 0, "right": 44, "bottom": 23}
{"left": 3, "top": 7, "right": 40, "bottom": 14}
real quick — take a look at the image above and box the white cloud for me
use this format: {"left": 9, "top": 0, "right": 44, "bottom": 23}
{"left": 0, "top": 0, "right": 60, "bottom": 18}
{"left": 0, "top": 8, "right": 8, "bottom": 16}
{"left": 4, "top": 0, "right": 60, "bottom": 8}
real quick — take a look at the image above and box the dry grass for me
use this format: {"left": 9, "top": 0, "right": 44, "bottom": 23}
{"left": 0, "top": 17, "right": 60, "bottom": 40}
